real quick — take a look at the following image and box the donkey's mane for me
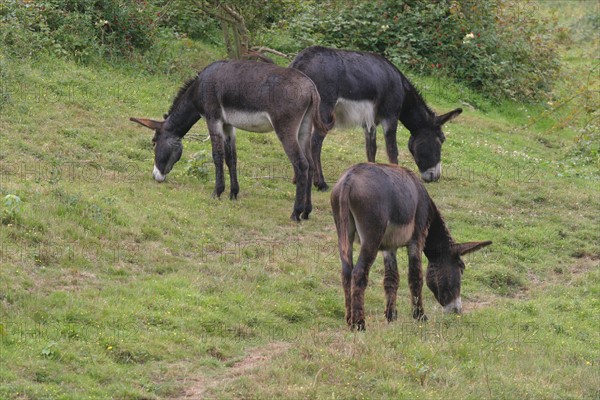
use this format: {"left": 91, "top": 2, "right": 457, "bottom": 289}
{"left": 424, "top": 202, "right": 455, "bottom": 259}
{"left": 167, "top": 76, "right": 198, "bottom": 117}
{"left": 402, "top": 78, "right": 435, "bottom": 119}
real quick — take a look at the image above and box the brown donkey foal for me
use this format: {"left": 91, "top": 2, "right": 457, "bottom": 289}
{"left": 331, "top": 163, "right": 491, "bottom": 330}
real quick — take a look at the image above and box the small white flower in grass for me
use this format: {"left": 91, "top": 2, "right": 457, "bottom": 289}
{"left": 463, "top": 32, "right": 475, "bottom": 43}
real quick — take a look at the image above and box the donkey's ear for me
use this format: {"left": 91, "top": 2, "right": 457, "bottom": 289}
{"left": 130, "top": 117, "right": 164, "bottom": 130}
{"left": 454, "top": 241, "right": 492, "bottom": 256}
{"left": 435, "top": 108, "right": 463, "bottom": 126}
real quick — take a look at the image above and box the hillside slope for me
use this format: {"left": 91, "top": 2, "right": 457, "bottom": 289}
{"left": 0, "top": 39, "right": 598, "bottom": 400}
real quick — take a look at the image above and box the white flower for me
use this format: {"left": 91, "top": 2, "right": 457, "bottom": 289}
{"left": 463, "top": 32, "right": 475, "bottom": 44}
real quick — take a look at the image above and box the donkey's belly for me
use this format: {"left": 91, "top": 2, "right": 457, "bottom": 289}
{"left": 380, "top": 221, "right": 415, "bottom": 250}
{"left": 222, "top": 109, "right": 274, "bottom": 133}
{"left": 334, "top": 98, "right": 376, "bottom": 130}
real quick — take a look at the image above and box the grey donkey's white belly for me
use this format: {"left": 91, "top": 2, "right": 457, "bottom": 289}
{"left": 334, "top": 98, "right": 376, "bottom": 130}
{"left": 221, "top": 108, "right": 274, "bottom": 133}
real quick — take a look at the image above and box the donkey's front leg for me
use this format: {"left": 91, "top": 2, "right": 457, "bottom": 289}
{"left": 364, "top": 124, "right": 377, "bottom": 162}
{"left": 208, "top": 122, "right": 226, "bottom": 199}
{"left": 382, "top": 119, "right": 399, "bottom": 164}
{"left": 408, "top": 242, "right": 427, "bottom": 321}
{"left": 383, "top": 250, "right": 399, "bottom": 322}
{"left": 223, "top": 125, "right": 239, "bottom": 200}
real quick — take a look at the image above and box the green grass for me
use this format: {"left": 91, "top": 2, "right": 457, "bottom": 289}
{"left": 1, "top": 17, "right": 599, "bottom": 400}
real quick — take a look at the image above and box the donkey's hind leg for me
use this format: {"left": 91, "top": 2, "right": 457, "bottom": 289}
{"left": 383, "top": 250, "right": 399, "bottom": 322}
{"left": 273, "top": 121, "right": 309, "bottom": 221}
{"left": 311, "top": 132, "right": 327, "bottom": 191}
{"left": 332, "top": 192, "right": 355, "bottom": 327}
{"left": 223, "top": 124, "right": 239, "bottom": 200}
{"left": 298, "top": 111, "right": 315, "bottom": 219}
{"left": 312, "top": 101, "right": 335, "bottom": 191}
{"left": 351, "top": 244, "right": 379, "bottom": 331}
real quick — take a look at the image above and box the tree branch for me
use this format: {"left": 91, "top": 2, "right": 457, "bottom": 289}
{"left": 220, "top": 3, "right": 245, "bottom": 23}
{"left": 193, "top": 0, "right": 236, "bottom": 24}
{"left": 251, "top": 46, "right": 291, "bottom": 59}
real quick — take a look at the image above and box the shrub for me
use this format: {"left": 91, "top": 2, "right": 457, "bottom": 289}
{"left": 2, "top": 194, "right": 22, "bottom": 225}
{"left": 289, "top": 0, "right": 561, "bottom": 101}
{"left": 0, "top": 0, "right": 160, "bottom": 62}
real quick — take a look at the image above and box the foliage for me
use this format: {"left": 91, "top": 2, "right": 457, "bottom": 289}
{"left": 0, "top": 0, "right": 564, "bottom": 100}
{"left": 288, "top": 0, "right": 561, "bottom": 101}
{"left": 1, "top": 194, "right": 22, "bottom": 225}
{"left": 182, "top": 150, "right": 211, "bottom": 181}
{"left": 0, "top": 0, "right": 160, "bottom": 61}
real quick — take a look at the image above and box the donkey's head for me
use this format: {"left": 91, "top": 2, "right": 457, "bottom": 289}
{"left": 426, "top": 241, "right": 492, "bottom": 313}
{"left": 130, "top": 117, "right": 183, "bottom": 182}
{"left": 408, "top": 108, "right": 462, "bottom": 182}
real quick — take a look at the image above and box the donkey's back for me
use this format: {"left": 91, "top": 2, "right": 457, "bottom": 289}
{"left": 196, "top": 60, "right": 322, "bottom": 123}
{"left": 331, "top": 163, "right": 431, "bottom": 251}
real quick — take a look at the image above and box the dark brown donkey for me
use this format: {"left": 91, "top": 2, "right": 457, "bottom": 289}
{"left": 331, "top": 163, "right": 491, "bottom": 330}
{"left": 290, "top": 46, "right": 463, "bottom": 189}
{"left": 131, "top": 60, "right": 328, "bottom": 221}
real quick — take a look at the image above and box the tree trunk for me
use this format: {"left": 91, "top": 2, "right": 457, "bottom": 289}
{"left": 194, "top": 1, "right": 287, "bottom": 62}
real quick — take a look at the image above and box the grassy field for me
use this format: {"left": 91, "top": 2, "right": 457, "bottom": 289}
{"left": 1, "top": 5, "right": 599, "bottom": 400}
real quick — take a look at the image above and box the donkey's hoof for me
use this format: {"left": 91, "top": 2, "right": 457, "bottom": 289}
{"left": 211, "top": 191, "right": 223, "bottom": 199}
{"left": 315, "top": 182, "right": 330, "bottom": 192}
{"left": 413, "top": 313, "right": 428, "bottom": 322}
{"left": 385, "top": 309, "right": 398, "bottom": 322}
{"left": 229, "top": 191, "right": 238, "bottom": 200}
{"left": 301, "top": 207, "right": 312, "bottom": 220}
{"left": 290, "top": 212, "right": 302, "bottom": 222}
{"left": 351, "top": 320, "right": 366, "bottom": 331}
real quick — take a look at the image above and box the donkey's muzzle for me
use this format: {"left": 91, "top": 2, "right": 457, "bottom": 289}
{"left": 153, "top": 165, "right": 167, "bottom": 182}
{"left": 421, "top": 162, "right": 442, "bottom": 182}
{"left": 443, "top": 297, "right": 462, "bottom": 314}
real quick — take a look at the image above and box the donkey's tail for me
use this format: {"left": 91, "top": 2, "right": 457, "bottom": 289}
{"left": 335, "top": 178, "right": 352, "bottom": 266}
{"left": 310, "top": 86, "right": 335, "bottom": 136}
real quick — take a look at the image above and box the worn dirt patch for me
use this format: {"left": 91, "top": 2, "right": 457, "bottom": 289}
{"left": 173, "top": 342, "right": 290, "bottom": 399}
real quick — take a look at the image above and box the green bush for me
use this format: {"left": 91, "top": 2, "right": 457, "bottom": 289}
{"left": 0, "top": 0, "right": 160, "bottom": 61}
{"left": 2, "top": 194, "right": 22, "bottom": 225}
{"left": 289, "top": 0, "right": 561, "bottom": 102}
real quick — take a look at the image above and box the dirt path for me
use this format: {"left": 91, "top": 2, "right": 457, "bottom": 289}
{"left": 173, "top": 342, "right": 290, "bottom": 399}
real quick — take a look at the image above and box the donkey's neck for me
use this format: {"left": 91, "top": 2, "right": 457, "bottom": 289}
{"left": 165, "top": 78, "right": 202, "bottom": 138}
{"left": 423, "top": 203, "right": 455, "bottom": 261}
{"left": 399, "top": 83, "right": 435, "bottom": 132}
